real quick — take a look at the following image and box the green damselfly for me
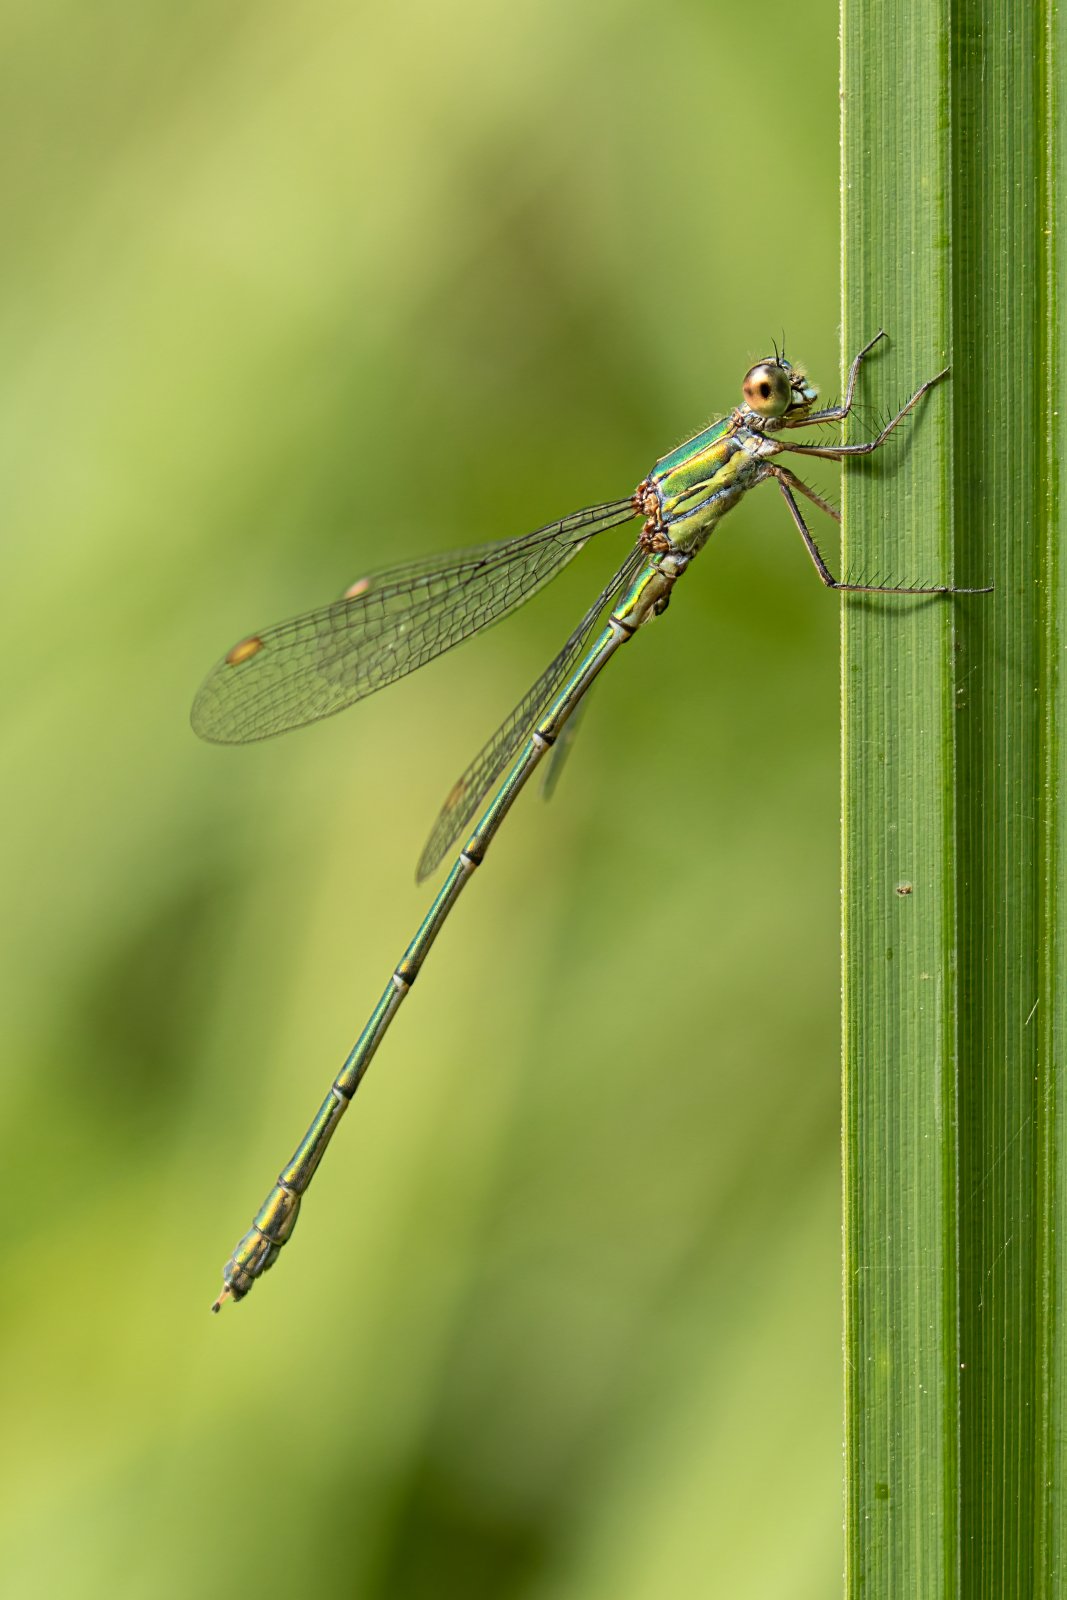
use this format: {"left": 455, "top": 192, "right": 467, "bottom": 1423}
{"left": 193, "top": 332, "right": 988, "bottom": 1310}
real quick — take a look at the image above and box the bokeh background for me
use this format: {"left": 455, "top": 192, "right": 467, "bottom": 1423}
{"left": 2, "top": 4, "right": 848, "bottom": 1596}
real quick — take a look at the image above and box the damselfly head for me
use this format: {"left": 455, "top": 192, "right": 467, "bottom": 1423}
{"left": 741, "top": 354, "right": 818, "bottom": 419}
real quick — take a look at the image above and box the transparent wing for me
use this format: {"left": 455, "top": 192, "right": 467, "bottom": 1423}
{"left": 191, "top": 500, "right": 637, "bottom": 743}
{"left": 539, "top": 689, "right": 592, "bottom": 802}
{"left": 416, "top": 545, "right": 646, "bottom": 881}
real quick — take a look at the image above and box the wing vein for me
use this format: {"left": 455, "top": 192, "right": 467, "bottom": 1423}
{"left": 191, "top": 500, "right": 635, "bottom": 743}
{"left": 415, "top": 544, "right": 646, "bottom": 880}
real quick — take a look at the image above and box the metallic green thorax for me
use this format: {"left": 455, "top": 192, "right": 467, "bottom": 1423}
{"left": 644, "top": 413, "right": 778, "bottom": 556}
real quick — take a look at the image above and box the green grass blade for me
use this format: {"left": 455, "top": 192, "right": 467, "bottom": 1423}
{"left": 840, "top": 4, "right": 961, "bottom": 1590}
{"left": 840, "top": 2, "right": 1065, "bottom": 1595}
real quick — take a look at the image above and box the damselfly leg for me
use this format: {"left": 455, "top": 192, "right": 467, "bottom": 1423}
{"left": 767, "top": 357, "right": 992, "bottom": 596}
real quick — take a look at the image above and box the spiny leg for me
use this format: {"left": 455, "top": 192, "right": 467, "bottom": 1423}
{"left": 770, "top": 466, "right": 991, "bottom": 595}
{"left": 781, "top": 329, "right": 887, "bottom": 429}
{"left": 776, "top": 466, "right": 841, "bottom": 525}
{"left": 776, "top": 366, "right": 950, "bottom": 459}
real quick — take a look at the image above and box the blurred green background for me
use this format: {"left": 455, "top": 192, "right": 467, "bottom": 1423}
{"left": 1, "top": 4, "right": 847, "bottom": 1596}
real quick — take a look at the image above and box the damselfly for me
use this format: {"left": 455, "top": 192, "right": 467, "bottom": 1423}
{"left": 193, "top": 332, "right": 988, "bottom": 1310}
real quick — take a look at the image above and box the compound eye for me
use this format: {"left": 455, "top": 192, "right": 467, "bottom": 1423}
{"left": 742, "top": 362, "right": 792, "bottom": 418}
